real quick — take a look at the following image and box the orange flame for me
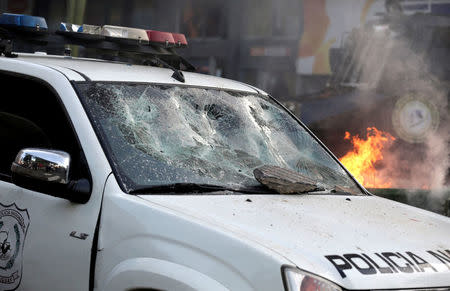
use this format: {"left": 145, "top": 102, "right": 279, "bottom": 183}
{"left": 340, "top": 127, "right": 395, "bottom": 188}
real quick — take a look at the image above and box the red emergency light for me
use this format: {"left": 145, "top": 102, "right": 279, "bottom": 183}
{"left": 146, "top": 30, "right": 175, "bottom": 47}
{"left": 171, "top": 33, "right": 188, "bottom": 47}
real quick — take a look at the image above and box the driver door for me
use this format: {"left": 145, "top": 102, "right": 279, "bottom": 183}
{"left": 0, "top": 68, "right": 108, "bottom": 291}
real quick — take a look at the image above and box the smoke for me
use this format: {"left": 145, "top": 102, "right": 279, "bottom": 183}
{"left": 379, "top": 130, "right": 449, "bottom": 190}
{"left": 342, "top": 15, "right": 449, "bottom": 193}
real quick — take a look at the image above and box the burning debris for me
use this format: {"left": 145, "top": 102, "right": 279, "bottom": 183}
{"left": 339, "top": 127, "right": 395, "bottom": 188}
{"left": 303, "top": 12, "right": 450, "bottom": 197}
{"left": 339, "top": 125, "right": 449, "bottom": 194}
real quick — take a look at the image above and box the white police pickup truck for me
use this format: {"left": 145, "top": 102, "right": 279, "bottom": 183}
{"left": 0, "top": 13, "right": 449, "bottom": 291}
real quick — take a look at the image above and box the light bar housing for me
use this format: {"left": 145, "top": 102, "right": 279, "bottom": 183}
{"left": 81, "top": 24, "right": 102, "bottom": 35}
{"left": 60, "top": 22, "right": 82, "bottom": 33}
{"left": 172, "top": 33, "right": 188, "bottom": 47}
{"left": 0, "top": 13, "right": 48, "bottom": 32}
{"left": 147, "top": 30, "right": 175, "bottom": 47}
{"left": 101, "top": 25, "right": 149, "bottom": 44}
{"left": 58, "top": 22, "right": 102, "bottom": 39}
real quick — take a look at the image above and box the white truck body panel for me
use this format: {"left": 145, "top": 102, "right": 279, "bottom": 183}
{"left": 138, "top": 193, "right": 450, "bottom": 290}
{"left": 0, "top": 53, "right": 448, "bottom": 291}
{"left": 95, "top": 176, "right": 286, "bottom": 291}
{"left": 17, "top": 54, "right": 260, "bottom": 93}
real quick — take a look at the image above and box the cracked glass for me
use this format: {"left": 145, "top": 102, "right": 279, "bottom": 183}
{"left": 76, "top": 83, "right": 363, "bottom": 194}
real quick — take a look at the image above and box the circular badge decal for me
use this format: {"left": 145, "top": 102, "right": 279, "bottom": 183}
{"left": 392, "top": 95, "right": 440, "bottom": 143}
{"left": 0, "top": 203, "right": 29, "bottom": 291}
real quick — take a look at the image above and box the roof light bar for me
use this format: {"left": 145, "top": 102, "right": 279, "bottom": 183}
{"left": 0, "top": 13, "right": 48, "bottom": 32}
{"left": 101, "top": 25, "right": 149, "bottom": 44}
{"left": 58, "top": 22, "right": 102, "bottom": 40}
{"left": 171, "top": 33, "right": 188, "bottom": 47}
{"left": 0, "top": 14, "right": 190, "bottom": 63}
{"left": 146, "top": 30, "right": 175, "bottom": 47}
{"left": 81, "top": 24, "right": 102, "bottom": 35}
{"left": 60, "top": 22, "right": 82, "bottom": 33}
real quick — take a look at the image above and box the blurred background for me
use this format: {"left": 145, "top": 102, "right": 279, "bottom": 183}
{"left": 1, "top": 0, "right": 449, "bottom": 214}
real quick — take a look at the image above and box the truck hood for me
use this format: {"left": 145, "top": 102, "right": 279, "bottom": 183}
{"left": 138, "top": 194, "right": 450, "bottom": 290}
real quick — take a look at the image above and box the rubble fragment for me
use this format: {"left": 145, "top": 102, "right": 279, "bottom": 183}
{"left": 253, "top": 165, "right": 320, "bottom": 194}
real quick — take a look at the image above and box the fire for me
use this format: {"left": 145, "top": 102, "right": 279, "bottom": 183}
{"left": 339, "top": 127, "right": 395, "bottom": 188}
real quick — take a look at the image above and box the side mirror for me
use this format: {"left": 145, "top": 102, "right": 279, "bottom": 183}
{"left": 11, "top": 148, "right": 70, "bottom": 184}
{"left": 11, "top": 148, "right": 91, "bottom": 203}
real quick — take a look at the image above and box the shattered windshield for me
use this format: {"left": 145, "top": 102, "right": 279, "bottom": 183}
{"left": 76, "top": 83, "right": 363, "bottom": 194}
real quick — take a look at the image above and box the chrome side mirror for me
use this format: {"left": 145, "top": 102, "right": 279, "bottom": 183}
{"left": 11, "top": 148, "right": 70, "bottom": 184}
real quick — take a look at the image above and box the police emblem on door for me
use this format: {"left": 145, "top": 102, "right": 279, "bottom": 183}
{"left": 0, "top": 203, "right": 30, "bottom": 290}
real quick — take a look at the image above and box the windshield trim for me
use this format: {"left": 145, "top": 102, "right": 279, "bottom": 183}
{"left": 73, "top": 80, "right": 261, "bottom": 95}
{"left": 73, "top": 81, "right": 369, "bottom": 196}
{"left": 266, "top": 94, "right": 369, "bottom": 196}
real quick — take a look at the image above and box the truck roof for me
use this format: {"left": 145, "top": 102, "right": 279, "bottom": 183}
{"left": 9, "top": 53, "right": 262, "bottom": 94}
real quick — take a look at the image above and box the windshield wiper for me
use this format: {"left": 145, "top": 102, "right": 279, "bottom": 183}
{"left": 304, "top": 186, "right": 364, "bottom": 195}
{"left": 129, "top": 183, "right": 273, "bottom": 195}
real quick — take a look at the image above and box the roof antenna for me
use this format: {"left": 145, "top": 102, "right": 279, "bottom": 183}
{"left": 64, "top": 46, "right": 72, "bottom": 56}
{"left": 0, "top": 28, "right": 17, "bottom": 58}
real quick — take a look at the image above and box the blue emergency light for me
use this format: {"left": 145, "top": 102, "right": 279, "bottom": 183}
{"left": 0, "top": 13, "right": 48, "bottom": 31}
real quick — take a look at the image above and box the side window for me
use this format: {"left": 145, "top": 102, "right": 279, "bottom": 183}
{"left": 0, "top": 73, "right": 89, "bottom": 183}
